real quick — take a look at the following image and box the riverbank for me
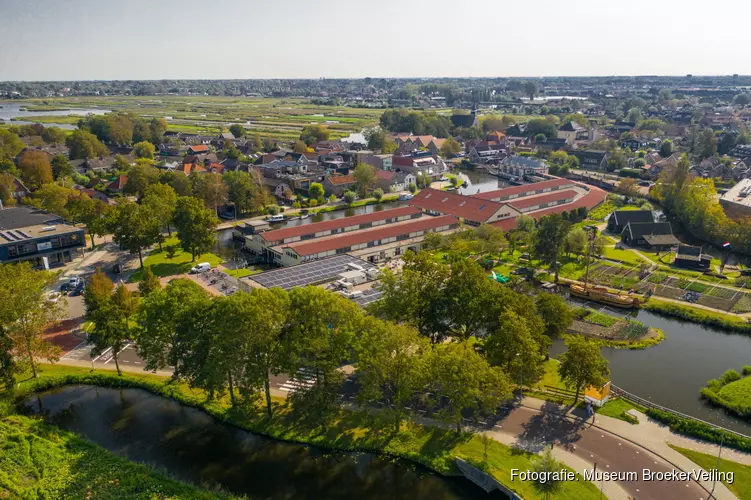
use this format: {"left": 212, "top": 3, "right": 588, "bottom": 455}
{"left": 10, "top": 364, "right": 601, "bottom": 500}
{"left": 0, "top": 414, "right": 234, "bottom": 499}
{"left": 701, "top": 368, "right": 751, "bottom": 419}
{"left": 642, "top": 298, "right": 751, "bottom": 333}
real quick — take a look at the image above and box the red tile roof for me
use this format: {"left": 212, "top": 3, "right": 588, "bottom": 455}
{"left": 507, "top": 189, "right": 577, "bottom": 210}
{"left": 327, "top": 174, "right": 356, "bottom": 185}
{"left": 209, "top": 162, "right": 225, "bottom": 174}
{"left": 182, "top": 162, "right": 206, "bottom": 175}
{"left": 108, "top": 175, "right": 128, "bottom": 191}
{"left": 260, "top": 206, "right": 422, "bottom": 242}
{"left": 473, "top": 178, "right": 573, "bottom": 201}
{"left": 283, "top": 215, "right": 459, "bottom": 257}
{"left": 376, "top": 170, "right": 394, "bottom": 180}
{"left": 491, "top": 185, "right": 607, "bottom": 230}
{"left": 408, "top": 188, "right": 503, "bottom": 223}
{"left": 188, "top": 145, "right": 209, "bottom": 153}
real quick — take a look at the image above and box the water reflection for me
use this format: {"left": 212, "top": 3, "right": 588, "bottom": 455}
{"left": 25, "top": 386, "right": 492, "bottom": 500}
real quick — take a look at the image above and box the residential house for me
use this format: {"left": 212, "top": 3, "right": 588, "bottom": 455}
{"left": 468, "top": 143, "right": 505, "bottom": 164}
{"left": 374, "top": 170, "right": 416, "bottom": 193}
{"left": 621, "top": 221, "right": 679, "bottom": 249}
{"left": 391, "top": 151, "right": 448, "bottom": 180}
{"left": 486, "top": 131, "right": 505, "bottom": 142}
{"left": 107, "top": 175, "right": 128, "bottom": 193}
{"left": 499, "top": 156, "right": 548, "bottom": 178}
{"left": 621, "top": 138, "right": 649, "bottom": 150}
{"left": 607, "top": 209, "right": 654, "bottom": 233}
{"left": 5, "top": 176, "right": 30, "bottom": 201}
{"left": 323, "top": 174, "right": 357, "bottom": 196}
{"left": 674, "top": 245, "right": 712, "bottom": 270}
{"left": 450, "top": 110, "right": 479, "bottom": 129}
{"left": 536, "top": 138, "right": 569, "bottom": 152}
{"left": 505, "top": 123, "right": 528, "bottom": 137}
{"left": 557, "top": 121, "right": 588, "bottom": 145}
{"left": 359, "top": 153, "right": 393, "bottom": 171}
{"left": 188, "top": 144, "right": 210, "bottom": 155}
{"left": 574, "top": 150, "right": 609, "bottom": 169}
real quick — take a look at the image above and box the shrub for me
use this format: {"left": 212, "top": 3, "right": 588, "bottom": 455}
{"left": 619, "top": 168, "right": 643, "bottom": 178}
{"left": 646, "top": 408, "right": 751, "bottom": 453}
{"left": 720, "top": 369, "right": 742, "bottom": 386}
{"left": 643, "top": 300, "right": 751, "bottom": 334}
{"left": 266, "top": 205, "right": 281, "bottom": 215}
{"left": 743, "top": 365, "right": 751, "bottom": 376}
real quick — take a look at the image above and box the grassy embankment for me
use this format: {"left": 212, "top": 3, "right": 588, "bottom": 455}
{"left": 5, "top": 364, "right": 602, "bottom": 500}
{"left": 669, "top": 445, "right": 751, "bottom": 500}
{"left": 642, "top": 298, "right": 751, "bottom": 334}
{"left": 129, "top": 236, "right": 224, "bottom": 282}
{"left": 700, "top": 367, "right": 751, "bottom": 418}
{"left": 0, "top": 414, "right": 234, "bottom": 499}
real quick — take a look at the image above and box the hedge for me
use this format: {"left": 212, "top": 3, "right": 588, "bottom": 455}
{"left": 646, "top": 408, "right": 751, "bottom": 453}
{"left": 642, "top": 299, "right": 751, "bottom": 334}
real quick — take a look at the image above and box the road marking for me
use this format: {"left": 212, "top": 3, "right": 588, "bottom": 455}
{"left": 92, "top": 347, "right": 113, "bottom": 362}
{"left": 105, "top": 343, "right": 131, "bottom": 364}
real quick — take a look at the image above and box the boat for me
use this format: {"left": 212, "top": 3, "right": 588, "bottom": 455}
{"left": 398, "top": 193, "right": 414, "bottom": 201}
{"left": 570, "top": 283, "right": 642, "bottom": 309}
{"left": 265, "top": 214, "right": 287, "bottom": 223}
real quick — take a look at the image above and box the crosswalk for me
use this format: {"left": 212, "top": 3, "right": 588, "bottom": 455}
{"left": 278, "top": 368, "right": 318, "bottom": 393}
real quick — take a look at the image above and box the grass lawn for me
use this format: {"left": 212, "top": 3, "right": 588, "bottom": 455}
{"left": 602, "top": 246, "right": 649, "bottom": 266}
{"left": 534, "top": 359, "right": 567, "bottom": 391}
{"left": 597, "top": 398, "right": 645, "bottom": 423}
{"left": 669, "top": 445, "right": 751, "bottom": 500}
{"left": 226, "top": 267, "right": 262, "bottom": 278}
{"left": 584, "top": 310, "right": 621, "bottom": 327}
{"left": 9, "top": 364, "right": 600, "bottom": 500}
{"left": 0, "top": 414, "right": 231, "bottom": 499}
{"left": 717, "top": 376, "right": 751, "bottom": 412}
{"left": 129, "top": 236, "right": 224, "bottom": 282}
{"left": 492, "top": 263, "right": 514, "bottom": 276}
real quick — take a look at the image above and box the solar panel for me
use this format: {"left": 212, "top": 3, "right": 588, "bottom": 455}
{"left": 250, "top": 255, "right": 376, "bottom": 291}
{"left": 19, "top": 231, "right": 32, "bottom": 239}
{"left": 0, "top": 231, "right": 17, "bottom": 241}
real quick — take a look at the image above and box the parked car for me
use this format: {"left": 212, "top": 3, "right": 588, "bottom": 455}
{"left": 190, "top": 262, "right": 212, "bottom": 274}
{"left": 61, "top": 276, "right": 84, "bottom": 294}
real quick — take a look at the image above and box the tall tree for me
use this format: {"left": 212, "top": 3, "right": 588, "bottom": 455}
{"left": 524, "top": 81, "right": 539, "bottom": 101}
{"left": 223, "top": 170, "right": 270, "bottom": 215}
{"left": 354, "top": 163, "right": 378, "bottom": 195}
{"left": 66, "top": 129, "right": 108, "bottom": 160}
{"left": 0, "top": 129, "right": 25, "bottom": 161}
{"left": 133, "top": 141, "right": 156, "bottom": 159}
{"left": 18, "top": 150, "right": 53, "bottom": 189}
{"left": 299, "top": 124, "right": 330, "bottom": 146}
{"left": 558, "top": 336, "right": 610, "bottom": 403}
{"left": 50, "top": 153, "right": 73, "bottom": 180}
{"left": 229, "top": 124, "right": 246, "bottom": 138}
{"left": 564, "top": 227, "right": 587, "bottom": 257}
{"left": 123, "top": 162, "right": 159, "bottom": 199}
{"left": 364, "top": 127, "right": 397, "bottom": 153}
{"left": 24, "top": 183, "right": 73, "bottom": 218}
{"left": 659, "top": 139, "right": 674, "bottom": 158}
{"left": 67, "top": 192, "right": 111, "bottom": 248}
{"left": 136, "top": 278, "right": 209, "bottom": 374}
{"left": 162, "top": 170, "right": 192, "bottom": 196}
{"left": 356, "top": 318, "right": 429, "bottom": 431}
{"left": 428, "top": 340, "right": 511, "bottom": 432}
{"left": 41, "top": 126, "right": 66, "bottom": 145}
{"left": 172, "top": 196, "right": 218, "bottom": 261}
{"left": 193, "top": 172, "right": 228, "bottom": 215}
{"left": 138, "top": 266, "right": 161, "bottom": 296}
{"left": 110, "top": 200, "right": 160, "bottom": 267}
{"left": 533, "top": 214, "right": 570, "bottom": 282}
{"left": 439, "top": 137, "right": 462, "bottom": 158}
{"left": 535, "top": 293, "right": 574, "bottom": 340}
{"left": 308, "top": 182, "right": 325, "bottom": 202}
{"left": 142, "top": 183, "right": 178, "bottom": 236}
{"left": 0, "top": 324, "right": 15, "bottom": 390}
{"left": 86, "top": 278, "right": 138, "bottom": 376}
{"left": 533, "top": 448, "right": 565, "bottom": 500}
{"left": 0, "top": 263, "right": 63, "bottom": 378}
{"left": 483, "top": 310, "right": 544, "bottom": 386}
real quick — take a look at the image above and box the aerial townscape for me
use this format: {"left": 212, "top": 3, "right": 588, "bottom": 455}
{"left": 4, "top": 3, "right": 751, "bottom": 500}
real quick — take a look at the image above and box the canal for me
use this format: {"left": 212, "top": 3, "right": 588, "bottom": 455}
{"left": 553, "top": 297, "right": 751, "bottom": 435}
{"left": 0, "top": 102, "right": 109, "bottom": 129}
{"left": 24, "top": 385, "right": 492, "bottom": 500}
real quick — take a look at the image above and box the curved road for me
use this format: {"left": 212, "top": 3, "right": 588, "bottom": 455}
{"left": 496, "top": 404, "right": 708, "bottom": 500}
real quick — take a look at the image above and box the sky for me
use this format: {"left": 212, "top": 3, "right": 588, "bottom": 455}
{"left": 1, "top": 0, "right": 749, "bottom": 81}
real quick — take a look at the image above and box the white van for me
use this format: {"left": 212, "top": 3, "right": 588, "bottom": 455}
{"left": 190, "top": 262, "right": 212, "bottom": 274}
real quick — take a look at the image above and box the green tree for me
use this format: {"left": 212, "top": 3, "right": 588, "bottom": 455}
{"left": 535, "top": 293, "right": 574, "bottom": 340}
{"left": 408, "top": 182, "right": 417, "bottom": 194}
{"left": 18, "top": 150, "right": 53, "bottom": 189}
{"left": 532, "top": 448, "right": 565, "bottom": 500}
{"left": 299, "top": 124, "right": 330, "bottom": 146}
{"left": 733, "top": 94, "right": 750, "bottom": 106}
{"left": 229, "top": 124, "right": 246, "bottom": 138}
{"left": 67, "top": 192, "right": 111, "bottom": 248}
{"left": 428, "top": 340, "right": 511, "bottom": 432}
{"left": 123, "top": 162, "right": 159, "bottom": 199}
{"left": 41, "top": 126, "right": 66, "bottom": 145}
{"left": 24, "top": 183, "right": 73, "bottom": 218}
{"left": 343, "top": 190, "right": 356, "bottom": 205}
{"left": 293, "top": 140, "right": 309, "bottom": 153}
{"left": 526, "top": 118, "right": 557, "bottom": 139}
{"left": 223, "top": 169, "right": 270, "bottom": 215}
{"left": 695, "top": 129, "right": 717, "bottom": 159}
{"left": 558, "top": 336, "right": 610, "bottom": 403}
{"left": 607, "top": 148, "right": 628, "bottom": 172}
{"left": 172, "top": 196, "right": 219, "bottom": 261}
{"left": 133, "top": 140, "right": 156, "bottom": 159}
{"left": 138, "top": 266, "right": 161, "bottom": 296}
{"left": 162, "top": 170, "right": 192, "bottom": 196}
{"left": 0, "top": 173, "right": 16, "bottom": 206}
{"left": 50, "top": 153, "right": 73, "bottom": 180}
{"left": 439, "top": 137, "right": 462, "bottom": 158}
{"left": 136, "top": 278, "right": 209, "bottom": 374}
{"left": 110, "top": 200, "right": 160, "bottom": 267}
{"left": 0, "top": 324, "right": 15, "bottom": 390}
{"left": 149, "top": 118, "right": 168, "bottom": 143}
{"left": 564, "top": 227, "right": 587, "bottom": 257}
{"left": 193, "top": 172, "right": 228, "bottom": 215}
{"left": 356, "top": 318, "right": 429, "bottom": 431}
{"left": 0, "top": 129, "right": 25, "bottom": 161}
{"left": 86, "top": 278, "right": 138, "bottom": 376}
{"left": 0, "top": 263, "right": 63, "bottom": 378}
{"left": 524, "top": 81, "right": 539, "bottom": 101}
{"left": 308, "top": 182, "right": 325, "bottom": 203}
{"left": 483, "top": 311, "right": 543, "bottom": 387}
{"left": 533, "top": 214, "right": 570, "bottom": 281}
{"left": 365, "top": 127, "right": 397, "bottom": 153}
{"left": 143, "top": 183, "right": 178, "bottom": 236}
{"left": 66, "top": 129, "right": 108, "bottom": 159}
{"left": 373, "top": 188, "right": 384, "bottom": 202}
{"left": 354, "top": 163, "right": 378, "bottom": 195}
{"left": 217, "top": 288, "right": 290, "bottom": 416}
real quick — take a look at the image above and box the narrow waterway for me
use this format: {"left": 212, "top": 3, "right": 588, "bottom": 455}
{"left": 23, "top": 385, "right": 493, "bottom": 500}
{"left": 457, "top": 170, "right": 509, "bottom": 195}
{"left": 553, "top": 297, "right": 751, "bottom": 434}
{"left": 0, "top": 101, "right": 109, "bottom": 129}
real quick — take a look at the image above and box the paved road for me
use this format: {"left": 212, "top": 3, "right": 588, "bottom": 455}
{"left": 497, "top": 405, "right": 707, "bottom": 500}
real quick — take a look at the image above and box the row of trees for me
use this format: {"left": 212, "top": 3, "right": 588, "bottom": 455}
{"left": 78, "top": 114, "right": 168, "bottom": 147}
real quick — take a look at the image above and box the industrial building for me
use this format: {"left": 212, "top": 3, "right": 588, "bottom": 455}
{"left": 0, "top": 206, "right": 85, "bottom": 267}
{"left": 720, "top": 178, "right": 751, "bottom": 219}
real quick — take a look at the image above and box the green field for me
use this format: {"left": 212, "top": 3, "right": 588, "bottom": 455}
{"left": 17, "top": 96, "right": 384, "bottom": 141}
{"left": 0, "top": 414, "right": 232, "bottom": 499}
{"left": 129, "top": 236, "right": 224, "bottom": 281}
{"left": 669, "top": 445, "right": 751, "bottom": 500}
{"left": 715, "top": 376, "right": 751, "bottom": 414}
{"left": 597, "top": 398, "right": 644, "bottom": 423}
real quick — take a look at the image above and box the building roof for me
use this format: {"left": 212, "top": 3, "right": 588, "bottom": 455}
{"left": 507, "top": 190, "right": 577, "bottom": 210}
{"left": 282, "top": 215, "right": 458, "bottom": 257}
{"left": 188, "top": 145, "right": 209, "bottom": 153}
{"left": 473, "top": 178, "right": 573, "bottom": 201}
{"left": 502, "top": 156, "right": 546, "bottom": 169}
{"left": 409, "top": 188, "right": 503, "bottom": 223}
{"left": 108, "top": 175, "right": 128, "bottom": 191}
{"left": 0, "top": 222, "right": 82, "bottom": 244}
{"left": 0, "top": 206, "right": 63, "bottom": 231}
{"left": 559, "top": 121, "right": 587, "bottom": 132}
{"left": 327, "top": 174, "right": 356, "bottom": 185}
{"left": 611, "top": 210, "right": 654, "bottom": 226}
{"left": 623, "top": 221, "right": 674, "bottom": 239}
{"left": 643, "top": 234, "right": 681, "bottom": 246}
{"left": 676, "top": 245, "right": 703, "bottom": 261}
{"left": 260, "top": 206, "right": 422, "bottom": 243}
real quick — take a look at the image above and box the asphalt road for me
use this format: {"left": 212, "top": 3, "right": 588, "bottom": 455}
{"left": 497, "top": 405, "right": 707, "bottom": 500}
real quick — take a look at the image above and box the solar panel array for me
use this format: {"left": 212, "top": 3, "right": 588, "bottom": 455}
{"left": 0, "top": 229, "right": 32, "bottom": 242}
{"left": 249, "top": 255, "right": 376, "bottom": 291}
{"left": 353, "top": 288, "right": 383, "bottom": 308}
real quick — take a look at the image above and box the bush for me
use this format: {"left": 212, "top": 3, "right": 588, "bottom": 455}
{"left": 266, "top": 205, "right": 281, "bottom": 215}
{"left": 619, "top": 168, "right": 643, "bottom": 178}
{"left": 646, "top": 408, "right": 751, "bottom": 453}
{"left": 643, "top": 300, "right": 751, "bottom": 334}
{"left": 720, "top": 369, "right": 742, "bottom": 385}
{"left": 743, "top": 365, "right": 751, "bottom": 376}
